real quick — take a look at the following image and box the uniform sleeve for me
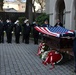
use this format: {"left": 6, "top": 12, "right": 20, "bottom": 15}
{"left": 42, "top": 24, "right": 44, "bottom": 27}
{"left": 29, "top": 25, "right": 31, "bottom": 33}
{"left": 18, "top": 25, "right": 22, "bottom": 32}
{"left": 60, "top": 23, "right": 63, "bottom": 27}
{"left": 54, "top": 23, "right": 57, "bottom": 27}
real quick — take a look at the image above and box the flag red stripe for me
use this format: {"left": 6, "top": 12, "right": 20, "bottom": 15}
{"left": 34, "top": 26, "right": 59, "bottom": 37}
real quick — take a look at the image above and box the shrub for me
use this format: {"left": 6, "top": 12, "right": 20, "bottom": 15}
{"left": 35, "top": 13, "right": 49, "bottom": 26}
{"left": 18, "top": 17, "right": 26, "bottom": 25}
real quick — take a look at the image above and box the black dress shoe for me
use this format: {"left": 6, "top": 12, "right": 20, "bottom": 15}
{"left": 2, "top": 41, "right": 4, "bottom": 43}
{"left": 16, "top": 42, "right": 20, "bottom": 44}
{"left": 34, "top": 43, "right": 38, "bottom": 45}
{"left": 25, "top": 42, "right": 29, "bottom": 44}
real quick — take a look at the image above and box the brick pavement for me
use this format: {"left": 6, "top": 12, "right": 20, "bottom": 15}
{"left": 0, "top": 40, "right": 76, "bottom": 75}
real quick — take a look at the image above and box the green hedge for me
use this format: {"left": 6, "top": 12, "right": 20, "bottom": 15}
{"left": 18, "top": 17, "right": 26, "bottom": 25}
{"left": 35, "top": 13, "right": 49, "bottom": 26}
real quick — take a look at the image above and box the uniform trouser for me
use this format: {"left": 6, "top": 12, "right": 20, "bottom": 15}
{"left": 24, "top": 34, "right": 30, "bottom": 44}
{"left": 0, "top": 32, "right": 4, "bottom": 43}
{"left": 22, "top": 33, "right": 25, "bottom": 42}
{"left": 73, "top": 38, "right": 76, "bottom": 70}
{"left": 15, "top": 33, "right": 20, "bottom": 43}
{"left": 6, "top": 32, "right": 12, "bottom": 43}
{"left": 33, "top": 35, "right": 39, "bottom": 44}
{"left": 34, "top": 38, "right": 38, "bottom": 44}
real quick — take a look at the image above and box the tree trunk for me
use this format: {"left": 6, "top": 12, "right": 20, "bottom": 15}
{"left": 25, "top": 0, "right": 33, "bottom": 24}
{"left": 25, "top": 0, "right": 29, "bottom": 18}
{"left": 32, "top": 2, "right": 36, "bottom": 21}
{"left": 41, "top": 5, "right": 43, "bottom": 13}
{"left": 0, "top": 0, "right": 3, "bottom": 12}
{"left": 33, "top": 6, "right": 36, "bottom": 20}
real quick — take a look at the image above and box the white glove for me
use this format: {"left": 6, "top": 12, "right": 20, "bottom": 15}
{"left": 20, "top": 32, "right": 21, "bottom": 34}
{"left": 4, "top": 31, "right": 5, "bottom": 33}
{"left": 39, "top": 33, "right": 41, "bottom": 35}
{"left": 12, "top": 31, "right": 14, "bottom": 34}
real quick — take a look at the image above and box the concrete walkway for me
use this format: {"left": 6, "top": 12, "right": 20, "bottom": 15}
{"left": 0, "top": 40, "right": 76, "bottom": 75}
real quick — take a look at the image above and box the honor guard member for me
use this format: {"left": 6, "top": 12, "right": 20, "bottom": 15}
{"left": 0, "top": 20, "right": 5, "bottom": 43}
{"left": 22, "top": 19, "right": 28, "bottom": 42}
{"left": 32, "top": 21, "right": 39, "bottom": 44}
{"left": 42, "top": 20, "right": 49, "bottom": 27}
{"left": 22, "top": 19, "right": 31, "bottom": 44}
{"left": 73, "top": 38, "right": 76, "bottom": 73}
{"left": 14, "top": 20, "right": 21, "bottom": 43}
{"left": 73, "top": 30, "right": 76, "bottom": 73}
{"left": 5, "top": 19, "right": 13, "bottom": 43}
{"left": 54, "top": 19, "right": 63, "bottom": 27}
{"left": 42, "top": 20, "right": 50, "bottom": 40}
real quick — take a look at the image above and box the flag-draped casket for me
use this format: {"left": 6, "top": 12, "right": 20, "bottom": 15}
{"left": 34, "top": 26, "right": 75, "bottom": 52}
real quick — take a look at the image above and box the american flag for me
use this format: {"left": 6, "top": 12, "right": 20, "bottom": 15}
{"left": 34, "top": 26, "right": 75, "bottom": 37}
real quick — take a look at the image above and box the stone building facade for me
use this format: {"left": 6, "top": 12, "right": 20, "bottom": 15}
{"left": 45, "top": 0, "right": 76, "bottom": 30}
{"left": 3, "top": 0, "right": 26, "bottom": 12}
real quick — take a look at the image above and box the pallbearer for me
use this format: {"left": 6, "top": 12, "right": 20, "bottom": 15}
{"left": 73, "top": 35, "right": 76, "bottom": 73}
{"left": 54, "top": 19, "right": 63, "bottom": 27}
{"left": 32, "top": 21, "right": 40, "bottom": 44}
{"left": 42, "top": 20, "right": 49, "bottom": 27}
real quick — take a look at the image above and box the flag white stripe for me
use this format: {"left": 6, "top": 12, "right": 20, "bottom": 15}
{"left": 35, "top": 26, "right": 59, "bottom": 37}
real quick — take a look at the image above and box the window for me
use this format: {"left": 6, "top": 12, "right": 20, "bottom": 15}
{"left": 22, "top": 6, "right": 25, "bottom": 8}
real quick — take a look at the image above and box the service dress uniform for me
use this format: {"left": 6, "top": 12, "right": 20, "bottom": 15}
{"left": 42, "top": 20, "right": 49, "bottom": 27}
{"left": 5, "top": 20, "right": 13, "bottom": 43}
{"left": 22, "top": 21, "right": 31, "bottom": 44}
{"left": 14, "top": 22, "right": 21, "bottom": 43}
{"left": 54, "top": 19, "right": 63, "bottom": 27}
{"left": 0, "top": 20, "right": 5, "bottom": 43}
{"left": 32, "top": 22, "right": 39, "bottom": 44}
{"left": 73, "top": 38, "right": 76, "bottom": 73}
{"left": 54, "top": 22, "right": 63, "bottom": 27}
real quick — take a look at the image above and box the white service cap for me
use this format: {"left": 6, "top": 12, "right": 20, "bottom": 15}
{"left": 24, "top": 19, "right": 29, "bottom": 23}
